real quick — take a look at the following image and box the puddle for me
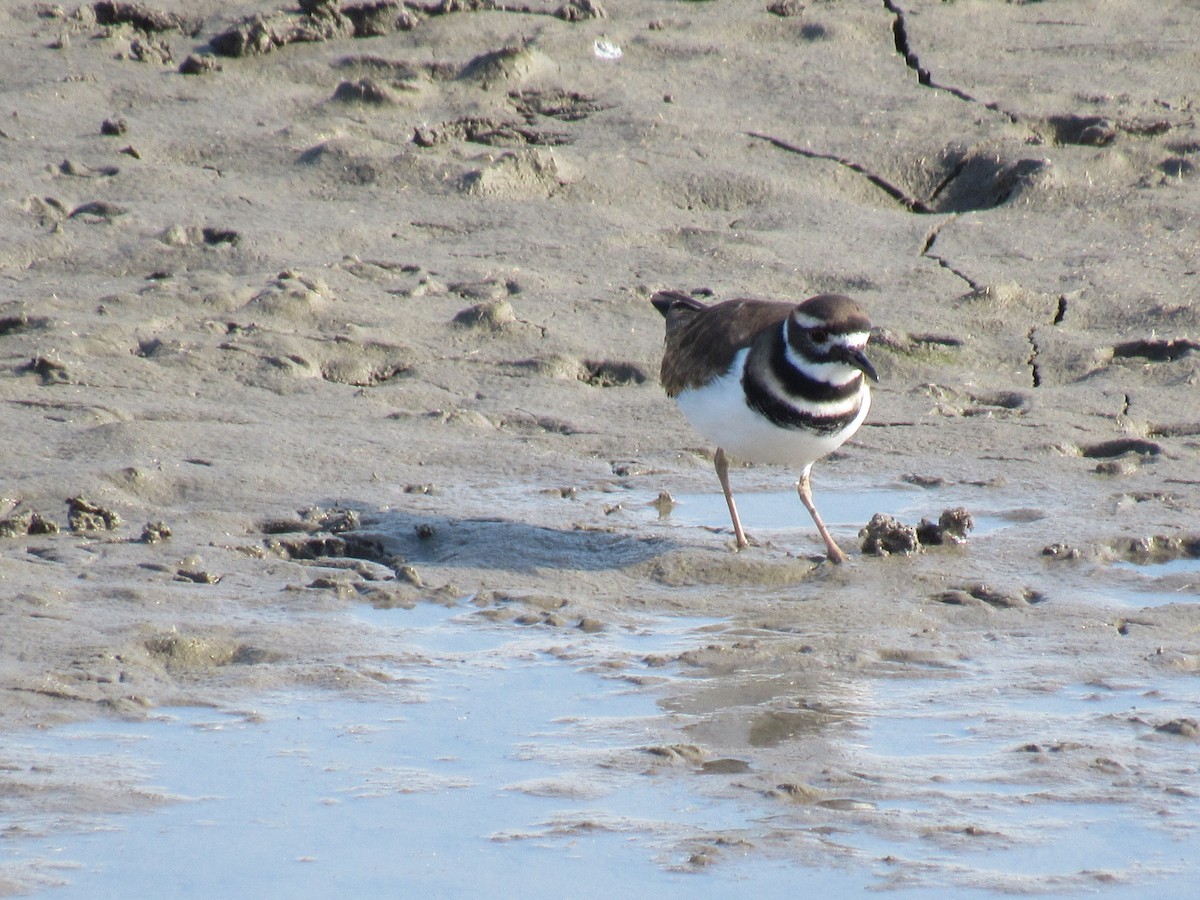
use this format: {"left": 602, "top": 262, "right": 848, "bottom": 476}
{"left": 641, "top": 483, "right": 1015, "bottom": 541}
{"left": 9, "top": 607, "right": 1200, "bottom": 897}
{"left": 1099, "top": 558, "right": 1200, "bottom": 607}
{"left": 847, "top": 677, "right": 1200, "bottom": 894}
{"left": 0, "top": 606, "right": 871, "bottom": 898}
{"left": 351, "top": 602, "right": 728, "bottom": 659}
{"left": 8, "top": 700, "right": 715, "bottom": 897}
{"left": 1113, "top": 558, "right": 1200, "bottom": 578}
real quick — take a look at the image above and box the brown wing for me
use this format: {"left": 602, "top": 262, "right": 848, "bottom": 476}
{"left": 651, "top": 292, "right": 792, "bottom": 397}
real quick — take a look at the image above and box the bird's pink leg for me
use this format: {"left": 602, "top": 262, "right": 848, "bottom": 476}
{"left": 797, "top": 468, "right": 848, "bottom": 564}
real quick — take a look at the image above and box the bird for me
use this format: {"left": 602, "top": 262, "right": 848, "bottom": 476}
{"left": 651, "top": 289, "right": 878, "bottom": 563}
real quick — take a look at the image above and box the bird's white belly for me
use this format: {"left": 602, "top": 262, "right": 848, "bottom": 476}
{"left": 675, "top": 356, "right": 870, "bottom": 470}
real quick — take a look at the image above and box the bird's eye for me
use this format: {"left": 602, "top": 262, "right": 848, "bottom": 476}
{"left": 809, "top": 328, "right": 828, "bottom": 344}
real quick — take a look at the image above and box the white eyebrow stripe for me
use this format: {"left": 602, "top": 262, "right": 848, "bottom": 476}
{"left": 788, "top": 317, "right": 871, "bottom": 345}
{"left": 790, "top": 313, "right": 824, "bottom": 330}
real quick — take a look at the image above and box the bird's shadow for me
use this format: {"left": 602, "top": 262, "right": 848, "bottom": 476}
{"left": 282, "top": 503, "right": 670, "bottom": 574}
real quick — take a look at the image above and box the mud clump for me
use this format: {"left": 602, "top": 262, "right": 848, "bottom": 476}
{"left": 860, "top": 514, "right": 920, "bottom": 556}
{"left": 1122, "top": 534, "right": 1200, "bottom": 564}
{"left": 451, "top": 299, "right": 516, "bottom": 330}
{"left": 861, "top": 507, "right": 974, "bottom": 556}
{"left": 67, "top": 497, "right": 121, "bottom": 532}
{"left": 916, "top": 507, "right": 974, "bottom": 545}
{"left": 93, "top": 1, "right": 202, "bottom": 36}
{"left": 331, "top": 78, "right": 396, "bottom": 105}
{"left": 140, "top": 521, "right": 172, "bottom": 543}
{"left": 0, "top": 509, "right": 60, "bottom": 537}
{"left": 260, "top": 507, "right": 361, "bottom": 535}
{"left": 1156, "top": 718, "right": 1199, "bottom": 738}
{"left": 144, "top": 633, "right": 268, "bottom": 670}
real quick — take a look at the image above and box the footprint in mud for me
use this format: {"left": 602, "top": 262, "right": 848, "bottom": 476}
{"left": 259, "top": 507, "right": 406, "bottom": 583}
{"left": 208, "top": 2, "right": 597, "bottom": 59}
{"left": 553, "top": 359, "right": 648, "bottom": 388}
{"left": 1042, "top": 114, "right": 1119, "bottom": 147}
{"left": 1078, "top": 438, "right": 1163, "bottom": 459}
{"left": 933, "top": 583, "right": 1044, "bottom": 609}
{"left": 159, "top": 224, "right": 240, "bottom": 247}
{"left": 1118, "top": 533, "right": 1200, "bottom": 564}
{"left": 1112, "top": 337, "right": 1200, "bottom": 363}
{"left": 18, "top": 355, "right": 72, "bottom": 384}
{"left": 179, "top": 53, "right": 221, "bottom": 75}
{"left": 58, "top": 159, "right": 119, "bottom": 178}
{"left": 753, "top": 132, "right": 1051, "bottom": 214}
{"left": 209, "top": 10, "right": 353, "bottom": 58}
{"left": 1045, "top": 533, "right": 1200, "bottom": 608}
{"left": 582, "top": 360, "right": 646, "bottom": 387}
{"left": 67, "top": 201, "right": 127, "bottom": 221}
{"left": 508, "top": 88, "right": 611, "bottom": 122}
{"left": 413, "top": 116, "right": 569, "bottom": 149}
{"left": 143, "top": 632, "right": 273, "bottom": 671}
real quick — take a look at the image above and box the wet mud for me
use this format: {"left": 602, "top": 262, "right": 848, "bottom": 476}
{"left": 3, "top": 0, "right": 1200, "bottom": 895}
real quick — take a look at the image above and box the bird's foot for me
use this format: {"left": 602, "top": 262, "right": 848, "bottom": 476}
{"left": 728, "top": 531, "right": 761, "bottom": 551}
{"left": 824, "top": 544, "right": 850, "bottom": 565}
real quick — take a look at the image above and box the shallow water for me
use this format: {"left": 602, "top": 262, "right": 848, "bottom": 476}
{"left": 1112, "top": 558, "right": 1200, "bottom": 578}
{"left": 1101, "top": 558, "right": 1200, "bottom": 607}
{"left": 7, "top": 603, "right": 1199, "bottom": 897}
{"left": 850, "top": 677, "right": 1200, "bottom": 894}
{"left": 10, "top": 484, "right": 1198, "bottom": 897}
{"left": 644, "top": 482, "right": 1017, "bottom": 543}
{"left": 9, "top": 479, "right": 1197, "bottom": 897}
{"left": 3, "top": 606, "right": 875, "bottom": 898}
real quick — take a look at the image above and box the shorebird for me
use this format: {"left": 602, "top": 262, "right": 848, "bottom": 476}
{"left": 651, "top": 289, "right": 877, "bottom": 563}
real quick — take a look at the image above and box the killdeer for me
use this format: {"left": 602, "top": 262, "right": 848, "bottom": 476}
{"left": 651, "top": 289, "right": 878, "bottom": 563}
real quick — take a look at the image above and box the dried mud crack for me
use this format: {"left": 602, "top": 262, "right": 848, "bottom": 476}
{"left": 919, "top": 216, "right": 983, "bottom": 292}
{"left": 747, "top": 131, "right": 930, "bottom": 213}
{"left": 881, "top": 0, "right": 1018, "bottom": 122}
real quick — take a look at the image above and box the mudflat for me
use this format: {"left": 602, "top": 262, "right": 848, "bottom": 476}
{"left": 2, "top": 1, "right": 1199, "bottom": 894}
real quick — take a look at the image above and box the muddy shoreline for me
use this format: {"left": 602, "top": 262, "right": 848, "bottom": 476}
{"left": 3, "top": 1, "right": 1200, "bottom": 894}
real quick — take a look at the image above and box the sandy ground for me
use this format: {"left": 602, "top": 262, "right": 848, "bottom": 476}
{"left": 3, "top": 0, "right": 1200, "bottom": 893}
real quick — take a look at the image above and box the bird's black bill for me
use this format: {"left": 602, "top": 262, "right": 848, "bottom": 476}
{"left": 847, "top": 348, "right": 879, "bottom": 383}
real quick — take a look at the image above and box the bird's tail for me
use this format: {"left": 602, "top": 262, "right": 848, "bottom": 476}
{"left": 650, "top": 289, "right": 705, "bottom": 319}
